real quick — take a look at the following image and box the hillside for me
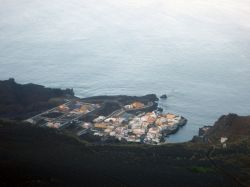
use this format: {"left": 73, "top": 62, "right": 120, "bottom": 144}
{"left": 0, "top": 80, "right": 249, "bottom": 186}
{"left": 0, "top": 119, "right": 241, "bottom": 187}
{"left": 0, "top": 79, "right": 74, "bottom": 120}
{"left": 204, "top": 114, "right": 250, "bottom": 143}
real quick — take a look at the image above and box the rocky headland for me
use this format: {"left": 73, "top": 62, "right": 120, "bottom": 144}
{"left": 0, "top": 78, "right": 74, "bottom": 120}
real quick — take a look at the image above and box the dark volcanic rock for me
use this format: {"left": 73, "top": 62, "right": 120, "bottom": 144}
{"left": 202, "top": 113, "right": 250, "bottom": 143}
{"left": 191, "top": 135, "right": 204, "bottom": 143}
{"left": 0, "top": 78, "right": 75, "bottom": 120}
{"left": 160, "top": 94, "right": 167, "bottom": 99}
{"left": 198, "top": 126, "right": 212, "bottom": 136}
{"left": 81, "top": 94, "right": 159, "bottom": 105}
{"left": 157, "top": 107, "right": 163, "bottom": 112}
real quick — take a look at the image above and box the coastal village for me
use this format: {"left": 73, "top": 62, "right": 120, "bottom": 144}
{"left": 27, "top": 98, "right": 187, "bottom": 145}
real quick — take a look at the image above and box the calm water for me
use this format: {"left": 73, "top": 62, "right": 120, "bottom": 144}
{"left": 1, "top": 0, "right": 250, "bottom": 142}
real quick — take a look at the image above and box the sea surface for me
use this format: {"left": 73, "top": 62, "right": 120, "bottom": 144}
{"left": 1, "top": 0, "right": 250, "bottom": 142}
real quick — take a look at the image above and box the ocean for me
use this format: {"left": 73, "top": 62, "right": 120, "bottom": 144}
{"left": 0, "top": 0, "right": 250, "bottom": 142}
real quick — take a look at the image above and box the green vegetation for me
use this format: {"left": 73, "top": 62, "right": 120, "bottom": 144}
{"left": 189, "top": 166, "right": 215, "bottom": 173}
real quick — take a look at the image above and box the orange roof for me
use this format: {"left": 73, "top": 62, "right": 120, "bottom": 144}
{"left": 155, "top": 119, "right": 162, "bottom": 126}
{"left": 166, "top": 113, "right": 176, "bottom": 119}
{"left": 132, "top": 102, "right": 144, "bottom": 108}
{"left": 94, "top": 123, "right": 108, "bottom": 129}
{"left": 147, "top": 116, "right": 156, "bottom": 123}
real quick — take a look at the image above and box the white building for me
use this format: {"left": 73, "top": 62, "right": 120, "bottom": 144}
{"left": 93, "top": 116, "right": 106, "bottom": 123}
{"left": 220, "top": 137, "right": 228, "bottom": 143}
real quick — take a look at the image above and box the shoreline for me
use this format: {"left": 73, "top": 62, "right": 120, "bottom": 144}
{"left": 0, "top": 78, "right": 188, "bottom": 145}
{"left": 1, "top": 79, "right": 250, "bottom": 186}
{"left": 27, "top": 94, "right": 187, "bottom": 145}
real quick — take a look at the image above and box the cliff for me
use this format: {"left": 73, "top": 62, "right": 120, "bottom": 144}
{"left": 203, "top": 113, "right": 250, "bottom": 143}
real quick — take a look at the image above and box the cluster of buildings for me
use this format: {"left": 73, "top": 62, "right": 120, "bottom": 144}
{"left": 27, "top": 99, "right": 186, "bottom": 145}
{"left": 26, "top": 101, "right": 100, "bottom": 129}
{"left": 88, "top": 110, "right": 186, "bottom": 144}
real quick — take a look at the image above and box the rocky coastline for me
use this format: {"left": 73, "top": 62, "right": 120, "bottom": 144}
{"left": 0, "top": 79, "right": 187, "bottom": 145}
{"left": 0, "top": 79, "right": 250, "bottom": 186}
